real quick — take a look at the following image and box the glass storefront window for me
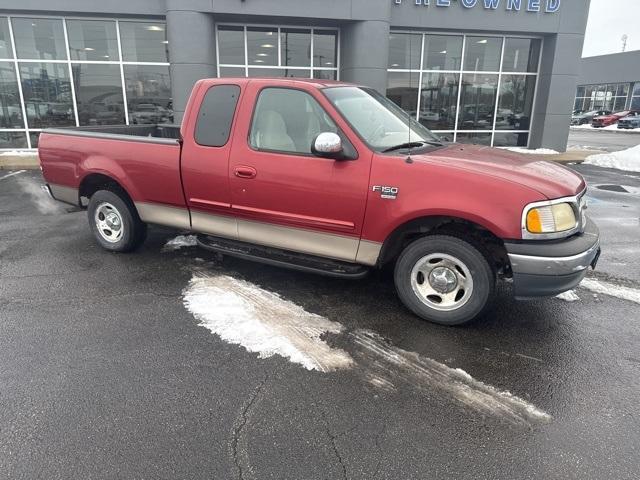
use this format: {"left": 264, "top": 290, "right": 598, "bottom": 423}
{"left": 218, "top": 26, "right": 245, "bottom": 65}
{"left": 280, "top": 28, "right": 310, "bottom": 67}
{"left": 0, "top": 17, "right": 13, "bottom": 59}
{"left": 632, "top": 82, "right": 640, "bottom": 97}
{"left": 67, "top": 20, "right": 118, "bottom": 61}
{"left": 386, "top": 72, "right": 419, "bottom": 117}
{"left": 502, "top": 38, "right": 540, "bottom": 73}
{"left": 12, "top": 18, "right": 67, "bottom": 60}
{"left": 496, "top": 75, "right": 536, "bottom": 130}
{"left": 388, "top": 33, "right": 421, "bottom": 70}
{"left": 419, "top": 72, "right": 459, "bottom": 130}
{"left": 493, "top": 132, "right": 528, "bottom": 148}
{"left": 217, "top": 25, "right": 339, "bottom": 80}
{"left": 247, "top": 27, "right": 278, "bottom": 67}
{"left": 313, "top": 31, "right": 337, "bottom": 68}
{"left": 73, "top": 64, "right": 125, "bottom": 125}
{"left": 124, "top": 64, "right": 172, "bottom": 124}
{"left": 423, "top": 35, "right": 463, "bottom": 71}
{"left": 456, "top": 132, "right": 492, "bottom": 146}
{"left": 0, "top": 63, "right": 24, "bottom": 128}
{"left": 464, "top": 36, "right": 502, "bottom": 72}
{"left": 631, "top": 97, "right": 640, "bottom": 111}
{"left": 458, "top": 73, "right": 498, "bottom": 130}
{"left": 29, "top": 131, "right": 41, "bottom": 148}
{"left": 119, "top": 21, "right": 168, "bottom": 63}
{"left": 0, "top": 131, "right": 28, "bottom": 148}
{"left": 19, "top": 62, "right": 74, "bottom": 128}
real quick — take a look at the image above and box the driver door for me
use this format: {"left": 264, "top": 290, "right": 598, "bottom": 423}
{"left": 228, "top": 84, "right": 371, "bottom": 262}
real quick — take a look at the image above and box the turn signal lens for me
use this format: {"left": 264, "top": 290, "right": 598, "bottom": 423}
{"left": 526, "top": 203, "right": 577, "bottom": 234}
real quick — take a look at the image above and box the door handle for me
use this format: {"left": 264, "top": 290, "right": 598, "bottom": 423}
{"left": 234, "top": 166, "right": 257, "bottom": 179}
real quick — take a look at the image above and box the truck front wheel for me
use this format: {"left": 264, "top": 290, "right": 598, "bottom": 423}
{"left": 87, "top": 190, "right": 147, "bottom": 252}
{"left": 394, "top": 235, "right": 495, "bottom": 325}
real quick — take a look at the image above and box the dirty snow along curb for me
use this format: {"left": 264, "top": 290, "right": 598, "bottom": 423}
{"left": 583, "top": 144, "right": 640, "bottom": 172}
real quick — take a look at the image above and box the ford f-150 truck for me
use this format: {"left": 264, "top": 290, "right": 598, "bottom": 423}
{"left": 39, "top": 78, "right": 600, "bottom": 325}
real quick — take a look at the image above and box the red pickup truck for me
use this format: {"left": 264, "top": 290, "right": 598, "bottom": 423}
{"left": 39, "top": 78, "right": 600, "bottom": 325}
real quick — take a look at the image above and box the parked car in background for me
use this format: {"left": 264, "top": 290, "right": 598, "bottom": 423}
{"left": 571, "top": 109, "right": 610, "bottom": 125}
{"left": 592, "top": 110, "right": 634, "bottom": 128}
{"left": 617, "top": 111, "right": 640, "bottom": 129}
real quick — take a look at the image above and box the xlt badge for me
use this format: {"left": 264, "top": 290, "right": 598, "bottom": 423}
{"left": 372, "top": 185, "right": 399, "bottom": 200}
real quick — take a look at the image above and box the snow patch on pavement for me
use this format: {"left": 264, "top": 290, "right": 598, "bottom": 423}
{"left": 0, "top": 170, "right": 26, "bottom": 181}
{"left": 501, "top": 147, "right": 560, "bottom": 155}
{"left": 0, "top": 150, "right": 37, "bottom": 156}
{"left": 556, "top": 290, "right": 580, "bottom": 302}
{"left": 182, "top": 273, "right": 354, "bottom": 372}
{"left": 584, "top": 145, "right": 640, "bottom": 172}
{"left": 182, "top": 272, "right": 551, "bottom": 425}
{"left": 579, "top": 278, "right": 640, "bottom": 305}
{"left": 163, "top": 234, "right": 198, "bottom": 251}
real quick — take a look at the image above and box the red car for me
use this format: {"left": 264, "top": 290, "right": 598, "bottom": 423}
{"left": 38, "top": 78, "right": 600, "bottom": 325}
{"left": 592, "top": 110, "right": 636, "bottom": 128}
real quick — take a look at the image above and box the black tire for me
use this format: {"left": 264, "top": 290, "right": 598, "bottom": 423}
{"left": 87, "top": 189, "right": 147, "bottom": 252}
{"left": 394, "top": 235, "right": 495, "bottom": 326}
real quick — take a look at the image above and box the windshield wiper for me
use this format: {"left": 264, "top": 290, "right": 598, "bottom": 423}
{"left": 382, "top": 140, "right": 442, "bottom": 152}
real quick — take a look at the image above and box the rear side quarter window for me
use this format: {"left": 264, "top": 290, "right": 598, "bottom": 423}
{"left": 194, "top": 84, "right": 241, "bottom": 147}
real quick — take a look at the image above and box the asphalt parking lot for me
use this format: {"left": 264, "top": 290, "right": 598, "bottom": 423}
{"left": 568, "top": 128, "right": 640, "bottom": 152}
{"left": 1, "top": 161, "right": 639, "bottom": 479}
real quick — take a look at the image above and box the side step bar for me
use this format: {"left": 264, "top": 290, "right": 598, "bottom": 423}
{"left": 197, "top": 234, "right": 370, "bottom": 279}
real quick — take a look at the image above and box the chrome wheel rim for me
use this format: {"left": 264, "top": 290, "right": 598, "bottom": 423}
{"left": 94, "top": 202, "right": 124, "bottom": 243}
{"left": 410, "top": 253, "right": 473, "bottom": 312}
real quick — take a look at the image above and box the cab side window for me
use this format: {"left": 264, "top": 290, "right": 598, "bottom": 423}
{"left": 249, "top": 87, "right": 337, "bottom": 154}
{"left": 195, "top": 84, "right": 241, "bottom": 147}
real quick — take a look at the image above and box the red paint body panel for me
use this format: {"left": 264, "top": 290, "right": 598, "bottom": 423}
{"left": 592, "top": 111, "right": 636, "bottom": 127}
{"left": 39, "top": 77, "right": 588, "bottom": 252}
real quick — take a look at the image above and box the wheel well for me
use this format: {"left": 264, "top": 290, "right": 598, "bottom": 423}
{"left": 79, "top": 174, "right": 133, "bottom": 208}
{"left": 378, "top": 216, "right": 511, "bottom": 277}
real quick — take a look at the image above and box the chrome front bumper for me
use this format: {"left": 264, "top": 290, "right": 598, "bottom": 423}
{"left": 505, "top": 217, "right": 600, "bottom": 299}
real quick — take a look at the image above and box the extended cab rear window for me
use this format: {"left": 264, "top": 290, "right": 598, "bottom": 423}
{"left": 195, "top": 84, "right": 241, "bottom": 147}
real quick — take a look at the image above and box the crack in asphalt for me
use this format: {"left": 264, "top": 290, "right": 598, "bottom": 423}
{"left": 320, "top": 410, "right": 348, "bottom": 480}
{"left": 229, "top": 373, "right": 269, "bottom": 480}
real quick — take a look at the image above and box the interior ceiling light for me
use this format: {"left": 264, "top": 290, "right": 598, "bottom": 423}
{"left": 440, "top": 50, "right": 447, "bottom": 54}
{"left": 256, "top": 53, "right": 269, "bottom": 57}
{"left": 477, "top": 39, "right": 488, "bottom": 44}
{"left": 146, "top": 25, "right": 164, "bottom": 32}
{"left": 84, "top": 47, "right": 95, "bottom": 51}
{"left": 260, "top": 44, "right": 275, "bottom": 48}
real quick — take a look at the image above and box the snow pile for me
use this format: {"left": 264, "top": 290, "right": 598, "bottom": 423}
{"left": 0, "top": 150, "right": 37, "bottom": 156}
{"left": 556, "top": 290, "right": 580, "bottom": 302}
{"left": 580, "top": 278, "right": 640, "bottom": 305}
{"left": 584, "top": 144, "right": 640, "bottom": 172}
{"left": 502, "top": 147, "right": 560, "bottom": 155}
{"left": 163, "top": 234, "right": 198, "bottom": 251}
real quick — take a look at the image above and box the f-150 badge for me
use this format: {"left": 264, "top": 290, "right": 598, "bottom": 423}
{"left": 372, "top": 185, "right": 399, "bottom": 200}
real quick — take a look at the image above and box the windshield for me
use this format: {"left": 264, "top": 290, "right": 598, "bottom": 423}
{"left": 323, "top": 86, "right": 441, "bottom": 151}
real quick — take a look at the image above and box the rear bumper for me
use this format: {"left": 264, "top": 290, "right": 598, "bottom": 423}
{"left": 505, "top": 218, "right": 600, "bottom": 299}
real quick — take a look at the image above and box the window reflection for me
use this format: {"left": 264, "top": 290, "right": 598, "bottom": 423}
{"left": 67, "top": 20, "right": 118, "bottom": 61}
{"left": 502, "top": 38, "right": 540, "bottom": 73}
{"left": 73, "top": 64, "right": 124, "bottom": 125}
{"left": 281, "top": 28, "right": 310, "bottom": 67}
{"left": 0, "top": 17, "right": 12, "bottom": 59}
{"left": 423, "top": 35, "right": 463, "bottom": 71}
{"left": 464, "top": 36, "right": 502, "bottom": 72}
{"left": 20, "top": 63, "right": 74, "bottom": 128}
{"left": 388, "top": 33, "right": 421, "bottom": 70}
{"left": 386, "top": 72, "right": 419, "bottom": 118}
{"left": 119, "top": 22, "right": 168, "bottom": 63}
{"left": 458, "top": 73, "right": 498, "bottom": 130}
{"left": 0, "top": 63, "right": 24, "bottom": 128}
{"left": 313, "top": 31, "right": 337, "bottom": 68}
{"left": 456, "top": 132, "right": 491, "bottom": 146}
{"left": 247, "top": 27, "right": 278, "bottom": 66}
{"left": 124, "top": 65, "right": 173, "bottom": 124}
{"left": 218, "top": 26, "right": 245, "bottom": 65}
{"left": 0, "top": 131, "right": 28, "bottom": 148}
{"left": 419, "top": 72, "right": 459, "bottom": 130}
{"left": 496, "top": 75, "right": 535, "bottom": 130}
{"left": 12, "top": 18, "right": 67, "bottom": 60}
{"left": 493, "top": 132, "right": 528, "bottom": 147}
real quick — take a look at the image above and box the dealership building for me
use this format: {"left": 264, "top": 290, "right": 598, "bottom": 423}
{"left": 0, "top": 0, "right": 589, "bottom": 151}
{"left": 574, "top": 50, "right": 640, "bottom": 113}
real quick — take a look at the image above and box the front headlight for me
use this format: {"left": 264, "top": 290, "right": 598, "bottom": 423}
{"left": 526, "top": 203, "right": 577, "bottom": 234}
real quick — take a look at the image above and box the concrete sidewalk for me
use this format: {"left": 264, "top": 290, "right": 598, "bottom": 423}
{"left": 520, "top": 149, "right": 604, "bottom": 164}
{"left": 0, "top": 153, "right": 39, "bottom": 170}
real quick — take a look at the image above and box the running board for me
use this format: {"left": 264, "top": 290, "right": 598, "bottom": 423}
{"left": 196, "top": 234, "right": 369, "bottom": 279}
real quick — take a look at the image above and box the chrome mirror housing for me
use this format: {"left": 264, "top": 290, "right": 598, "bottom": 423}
{"left": 312, "top": 132, "right": 343, "bottom": 157}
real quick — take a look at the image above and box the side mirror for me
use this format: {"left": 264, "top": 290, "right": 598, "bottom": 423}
{"left": 312, "top": 132, "right": 343, "bottom": 159}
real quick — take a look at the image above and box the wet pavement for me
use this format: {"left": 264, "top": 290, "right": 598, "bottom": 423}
{"left": 1, "top": 168, "right": 639, "bottom": 479}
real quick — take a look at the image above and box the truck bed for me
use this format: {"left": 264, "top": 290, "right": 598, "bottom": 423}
{"left": 43, "top": 124, "right": 181, "bottom": 145}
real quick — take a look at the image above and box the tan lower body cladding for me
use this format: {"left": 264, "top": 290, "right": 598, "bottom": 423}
{"left": 135, "top": 202, "right": 382, "bottom": 266}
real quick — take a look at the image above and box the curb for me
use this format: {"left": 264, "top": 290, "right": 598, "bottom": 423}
{"left": 0, "top": 153, "right": 40, "bottom": 170}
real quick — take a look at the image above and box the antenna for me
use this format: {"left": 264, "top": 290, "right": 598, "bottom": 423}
{"left": 622, "top": 34, "right": 628, "bottom": 52}
{"left": 407, "top": 35, "right": 413, "bottom": 163}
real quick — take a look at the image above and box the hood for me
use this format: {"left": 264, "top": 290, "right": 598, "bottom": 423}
{"left": 414, "top": 144, "right": 585, "bottom": 200}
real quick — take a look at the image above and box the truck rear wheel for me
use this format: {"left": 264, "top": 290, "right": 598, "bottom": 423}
{"left": 87, "top": 190, "right": 146, "bottom": 252}
{"left": 394, "top": 235, "right": 495, "bottom": 325}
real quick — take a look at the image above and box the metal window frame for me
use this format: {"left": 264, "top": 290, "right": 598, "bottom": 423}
{"left": 0, "top": 14, "right": 170, "bottom": 151}
{"left": 387, "top": 31, "right": 543, "bottom": 148}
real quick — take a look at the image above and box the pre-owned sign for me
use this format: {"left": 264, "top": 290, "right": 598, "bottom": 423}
{"left": 393, "top": 0, "right": 561, "bottom": 13}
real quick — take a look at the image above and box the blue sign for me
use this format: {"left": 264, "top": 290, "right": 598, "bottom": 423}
{"left": 393, "top": 0, "right": 561, "bottom": 13}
